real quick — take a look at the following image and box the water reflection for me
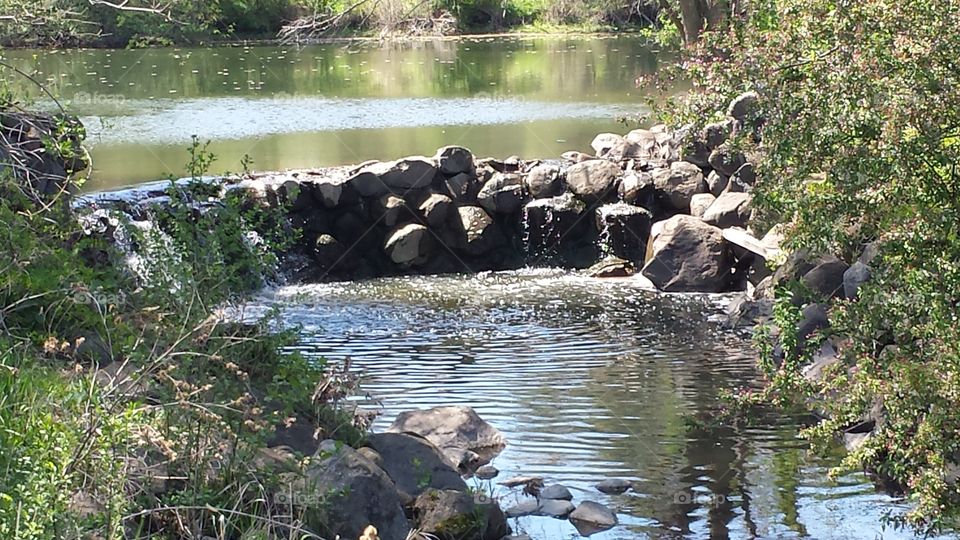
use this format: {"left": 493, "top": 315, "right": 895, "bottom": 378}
{"left": 1, "top": 36, "right": 668, "bottom": 189}
{"left": 234, "top": 270, "right": 927, "bottom": 539}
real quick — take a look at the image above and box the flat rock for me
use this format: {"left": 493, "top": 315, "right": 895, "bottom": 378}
{"left": 475, "top": 465, "right": 499, "bottom": 480}
{"left": 569, "top": 501, "right": 618, "bottom": 535}
{"left": 539, "top": 484, "right": 573, "bottom": 501}
{"left": 537, "top": 498, "right": 575, "bottom": 518}
{"left": 388, "top": 406, "right": 506, "bottom": 471}
{"left": 595, "top": 479, "right": 632, "bottom": 494}
{"left": 504, "top": 498, "right": 538, "bottom": 518}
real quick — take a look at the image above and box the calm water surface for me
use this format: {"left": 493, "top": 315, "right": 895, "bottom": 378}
{"left": 2, "top": 36, "right": 664, "bottom": 190}
{"left": 235, "top": 269, "right": 925, "bottom": 540}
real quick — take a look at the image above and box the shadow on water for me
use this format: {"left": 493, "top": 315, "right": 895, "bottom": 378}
{"left": 232, "top": 269, "right": 930, "bottom": 539}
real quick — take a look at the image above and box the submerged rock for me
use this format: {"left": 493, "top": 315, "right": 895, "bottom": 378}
{"left": 475, "top": 465, "right": 499, "bottom": 480}
{"left": 587, "top": 257, "right": 634, "bottom": 278}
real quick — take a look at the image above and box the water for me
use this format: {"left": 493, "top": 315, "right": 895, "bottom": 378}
{"left": 1, "top": 36, "right": 667, "bottom": 191}
{"left": 233, "top": 269, "right": 925, "bottom": 539}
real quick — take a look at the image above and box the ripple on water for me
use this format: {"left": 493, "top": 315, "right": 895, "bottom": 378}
{"left": 234, "top": 269, "right": 938, "bottom": 540}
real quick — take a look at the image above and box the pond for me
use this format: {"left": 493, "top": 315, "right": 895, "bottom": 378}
{"left": 237, "top": 269, "right": 926, "bottom": 540}
{"left": 2, "top": 36, "right": 663, "bottom": 191}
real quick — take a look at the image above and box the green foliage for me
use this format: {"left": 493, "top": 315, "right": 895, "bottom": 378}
{"left": 667, "top": 0, "right": 960, "bottom": 531}
{"left": 0, "top": 132, "right": 353, "bottom": 538}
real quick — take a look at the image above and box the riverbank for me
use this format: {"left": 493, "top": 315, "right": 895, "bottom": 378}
{"left": 0, "top": 0, "right": 659, "bottom": 49}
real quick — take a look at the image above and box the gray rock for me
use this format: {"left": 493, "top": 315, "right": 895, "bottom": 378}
{"left": 625, "top": 128, "right": 674, "bottom": 162}
{"left": 387, "top": 406, "right": 507, "bottom": 472}
{"left": 569, "top": 501, "right": 618, "bottom": 535}
{"left": 413, "top": 489, "right": 509, "bottom": 540}
{"left": 524, "top": 163, "right": 564, "bottom": 199}
{"left": 384, "top": 223, "right": 433, "bottom": 266}
{"left": 435, "top": 146, "right": 474, "bottom": 176}
{"left": 641, "top": 215, "right": 732, "bottom": 292}
{"left": 475, "top": 465, "right": 499, "bottom": 480}
{"left": 565, "top": 160, "right": 622, "bottom": 202}
{"left": 595, "top": 203, "right": 652, "bottom": 262}
{"left": 595, "top": 479, "right": 632, "bottom": 494}
{"left": 706, "top": 170, "right": 729, "bottom": 196}
{"left": 702, "top": 120, "right": 733, "bottom": 149}
{"left": 561, "top": 151, "right": 594, "bottom": 163}
{"left": 366, "top": 432, "right": 467, "bottom": 498}
{"left": 652, "top": 161, "right": 706, "bottom": 212}
{"left": 301, "top": 442, "right": 409, "bottom": 540}
{"left": 363, "top": 157, "right": 437, "bottom": 191}
{"left": 802, "top": 341, "right": 841, "bottom": 384}
{"left": 618, "top": 171, "right": 654, "bottom": 208}
{"left": 702, "top": 192, "right": 752, "bottom": 229}
{"left": 843, "top": 261, "right": 871, "bottom": 299}
{"left": 708, "top": 145, "right": 747, "bottom": 177}
{"left": 376, "top": 194, "right": 410, "bottom": 228}
{"left": 501, "top": 536, "right": 532, "bottom": 540}
{"left": 587, "top": 256, "right": 635, "bottom": 278}
{"left": 347, "top": 170, "right": 389, "bottom": 198}
{"left": 801, "top": 256, "right": 850, "bottom": 299}
{"left": 522, "top": 193, "right": 588, "bottom": 257}
{"left": 478, "top": 173, "right": 525, "bottom": 214}
{"left": 797, "top": 303, "right": 830, "bottom": 347}
{"left": 728, "top": 91, "right": 760, "bottom": 123}
{"left": 445, "top": 172, "right": 478, "bottom": 202}
{"left": 419, "top": 193, "right": 454, "bottom": 227}
{"left": 504, "top": 499, "right": 538, "bottom": 518}
{"left": 689, "top": 193, "right": 716, "bottom": 219}
{"left": 356, "top": 447, "right": 384, "bottom": 469}
{"left": 457, "top": 206, "right": 504, "bottom": 256}
{"left": 537, "top": 498, "right": 575, "bottom": 518}
{"left": 539, "top": 484, "right": 573, "bottom": 501}
{"left": 315, "top": 176, "right": 359, "bottom": 208}
{"left": 591, "top": 133, "right": 626, "bottom": 156}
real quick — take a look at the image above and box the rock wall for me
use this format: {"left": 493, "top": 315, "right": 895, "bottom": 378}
{"left": 84, "top": 92, "right": 780, "bottom": 294}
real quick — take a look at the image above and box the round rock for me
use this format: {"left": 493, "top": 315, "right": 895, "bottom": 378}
{"left": 595, "top": 478, "right": 632, "bottom": 494}
{"left": 539, "top": 484, "right": 573, "bottom": 501}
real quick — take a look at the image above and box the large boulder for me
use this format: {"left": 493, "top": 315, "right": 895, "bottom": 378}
{"left": 434, "top": 146, "right": 474, "bottom": 176}
{"left": 701, "top": 192, "right": 752, "bottom": 228}
{"left": 387, "top": 406, "right": 506, "bottom": 472}
{"left": 595, "top": 203, "right": 652, "bottom": 262}
{"left": 524, "top": 163, "right": 564, "bottom": 199}
{"left": 385, "top": 223, "right": 433, "bottom": 266}
{"left": 477, "top": 173, "right": 525, "bottom": 214}
{"left": 300, "top": 441, "right": 409, "bottom": 540}
{"left": 565, "top": 160, "right": 622, "bottom": 202}
{"left": 456, "top": 206, "right": 504, "bottom": 256}
{"left": 363, "top": 157, "right": 437, "bottom": 191}
{"left": 641, "top": 215, "right": 732, "bottom": 292}
{"left": 652, "top": 161, "right": 706, "bottom": 212}
{"left": 413, "top": 489, "right": 509, "bottom": 540}
{"left": 365, "top": 433, "right": 467, "bottom": 498}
